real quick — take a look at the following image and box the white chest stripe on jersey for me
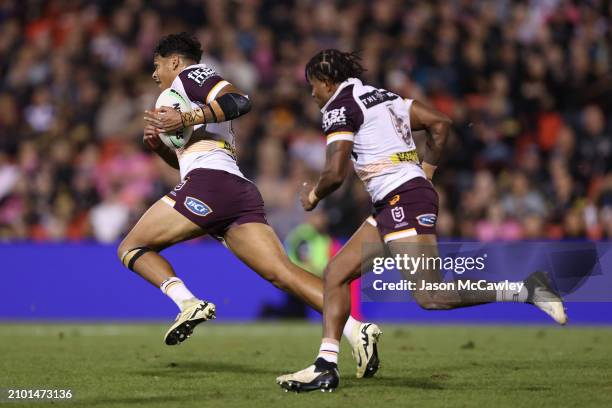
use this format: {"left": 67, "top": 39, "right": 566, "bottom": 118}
{"left": 177, "top": 139, "right": 236, "bottom": 159}
{"left": 354, "top": 151, "right": 419, "bottom": 182}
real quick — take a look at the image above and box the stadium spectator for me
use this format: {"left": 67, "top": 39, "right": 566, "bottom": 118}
{"left": 0, "top": 0, "right": 610, "bottom": 241}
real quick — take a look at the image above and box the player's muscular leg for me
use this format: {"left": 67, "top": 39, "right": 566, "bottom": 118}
{"left": 322, "top": 221, "right": 384, "bottom": 341}
{"left": 223, "top": 222, "right": 325, "bottom": 311}
{"left": 387, "top": 234, "right": 495, "bottom": 309}
{"left": 117, "top": 200, "right": 205, "bottom": 286}
{"left": 222, "top": 221, "right": 347, "bottom": 312}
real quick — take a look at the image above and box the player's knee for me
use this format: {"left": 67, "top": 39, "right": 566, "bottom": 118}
{"left": 268, "top": 272, "right": 291, "bottom": 291}
{"left": 117, "top": 241, "right": 154, "bottom": 272}
{"left": 117, "top": 240, "right": 129, "bottom": 262}
{"left": 117, "top": 239, "right": 135, "bottom": 262}
{"left": 323, "top": 263, "right": 349, "bottom": 287}
{"left": 261, "top": 263, "right": 292, "bottom": 291}
{"left": 413, "top": 292, "right": 447, "bottom": 310}
{"left": 417, "top": 301, "right": 443, "bottom": 310}
{"left": 416, "top": 299, "right": 444, "bottom": 310}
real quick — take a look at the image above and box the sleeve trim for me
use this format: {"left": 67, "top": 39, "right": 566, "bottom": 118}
{"left": 326, "top": 131, "right": 354, "bottom": 144}
{"left": 206, "top": 80, "right": 230, "bottom": 104}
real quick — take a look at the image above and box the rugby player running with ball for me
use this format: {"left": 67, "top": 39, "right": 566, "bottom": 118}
{"left": 276, "top": 49, "right": 567, "bottom": 393}
{"left": 118, "top": 33, "right": 381, "bottom": 378}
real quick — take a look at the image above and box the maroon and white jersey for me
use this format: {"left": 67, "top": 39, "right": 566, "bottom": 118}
{"left": 321, "top": 78, "right": 425, "bottom": 202}
{"left": 169, "top": 64, "right": 244, "bottom": 180}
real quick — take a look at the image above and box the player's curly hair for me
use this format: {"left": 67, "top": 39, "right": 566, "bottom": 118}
{"left": 154, "top": 32, "right": 202, "bottom": 63}
{"left": 305, "top": 49, "right": 365, "bottom": 84}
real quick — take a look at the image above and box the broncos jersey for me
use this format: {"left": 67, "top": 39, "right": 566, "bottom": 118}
{"left": 321, "top": 77, "right": 425, "bottom": 202}
{"left": 169, "top": 63, "right": 244, "bottom": 180}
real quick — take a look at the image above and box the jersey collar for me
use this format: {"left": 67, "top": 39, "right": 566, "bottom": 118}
{"left": 320, "top": 77, "right": 361, "bottom": 112}
{"left": 181, "top": 63, "right": 206, "bottom": 72}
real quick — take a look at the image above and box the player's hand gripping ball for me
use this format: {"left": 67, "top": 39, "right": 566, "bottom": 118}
{"left": 143, "top": 124, "right": 162, "bottom": 150}
{"left": 144, "top": 88, "right": 194, "bottom": 150}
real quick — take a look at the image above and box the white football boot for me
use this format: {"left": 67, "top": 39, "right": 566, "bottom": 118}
{"left": 164, "top": 299, "right": 216, "bottom": 345}
{"left": 352, "top": 323, "right": 382, "bottom": 378}
{"left": 276, "top": 359, "right": 339, "bottom": 393}
{"left": 524, "top": 271, "right": 567, "bottom": 325}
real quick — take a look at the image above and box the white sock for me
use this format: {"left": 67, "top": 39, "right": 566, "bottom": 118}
{"left": 317, "top": 339, "right": 339, "bottom": 364}
{"left": 342, "top": 316, "right": 361, "bottom": 348}
{"left": 496, "top": 282, "right": 528, "bottom": 302}
{"left": 160, "top": 277, "right": 197, "bottom": 311}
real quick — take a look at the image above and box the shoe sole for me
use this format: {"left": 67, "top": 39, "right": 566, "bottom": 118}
{"left": 278, "top": 379, "right": 337, "bottom": 393}
{"left": 164, "top": 304, "right": 216, "bottom": 345}
{"left": 362, "top": 330, "right": 382, "bottom": 378}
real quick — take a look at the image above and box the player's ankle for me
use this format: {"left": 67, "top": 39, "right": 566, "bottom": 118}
{"left": 314, "top": 357, "right": 338, "bottom": 371}
{"left": 179, "top": 297, "right": 200, "bottom": 310}
{"left": 342, "top": 316, "right": 361, "bottom": 347}
{"left": 160, "top": 277, "right": 197, "bottom": 311}
{"left": 317, "top": 339, "right": 339, "bottom": 365}
{"left": 496, "top": 283, "right": 528, "bottom": 303}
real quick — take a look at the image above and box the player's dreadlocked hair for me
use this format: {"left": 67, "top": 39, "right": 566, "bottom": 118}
{"left": 154, "top": 32, "right": 203, "bottom": 63}
{"left": 305, "top": 49, "right": 365, "bottom": 84}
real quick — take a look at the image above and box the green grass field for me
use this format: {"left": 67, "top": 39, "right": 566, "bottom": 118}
{"left": 1, "top": 323, "right": 611, "bottom": 408}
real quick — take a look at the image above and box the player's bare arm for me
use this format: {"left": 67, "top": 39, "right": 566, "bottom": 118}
{"left": 143, "top": 123, "right": 179, "bottom": 169}
{"left": 300, "top": 140, "right": 353, "bottom": 211}
{"left": 144, "top": 83, "right": 251, "bottom": 132}
{"left": 409, "top": 101, "right": 452, "bottom": 180}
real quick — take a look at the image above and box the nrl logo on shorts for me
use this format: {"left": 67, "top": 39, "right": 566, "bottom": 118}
{"left": 391, "top": 206, "right": 405, "bottom": 222}
{"left": 184, "top": 197, "right": 212, "bottom": 217}
{"left": 416, "top": 213, "right": 437, "bottom": 227}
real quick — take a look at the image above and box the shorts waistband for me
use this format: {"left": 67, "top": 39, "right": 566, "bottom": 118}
{"left": 375, "top": 176, "right": 433, "bottom": 205}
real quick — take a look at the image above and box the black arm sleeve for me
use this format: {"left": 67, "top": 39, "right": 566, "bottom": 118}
{"left": 214, "top": 93, "right": 252, "bottom": 120}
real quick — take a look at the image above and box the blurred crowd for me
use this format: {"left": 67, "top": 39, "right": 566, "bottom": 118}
{"left": 0, "top": 0, "right": 610, "bottom": 243}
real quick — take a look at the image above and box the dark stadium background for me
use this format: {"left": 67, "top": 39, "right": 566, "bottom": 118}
{"left": 0, "top": 0, "right": 610, "bottom": 322}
